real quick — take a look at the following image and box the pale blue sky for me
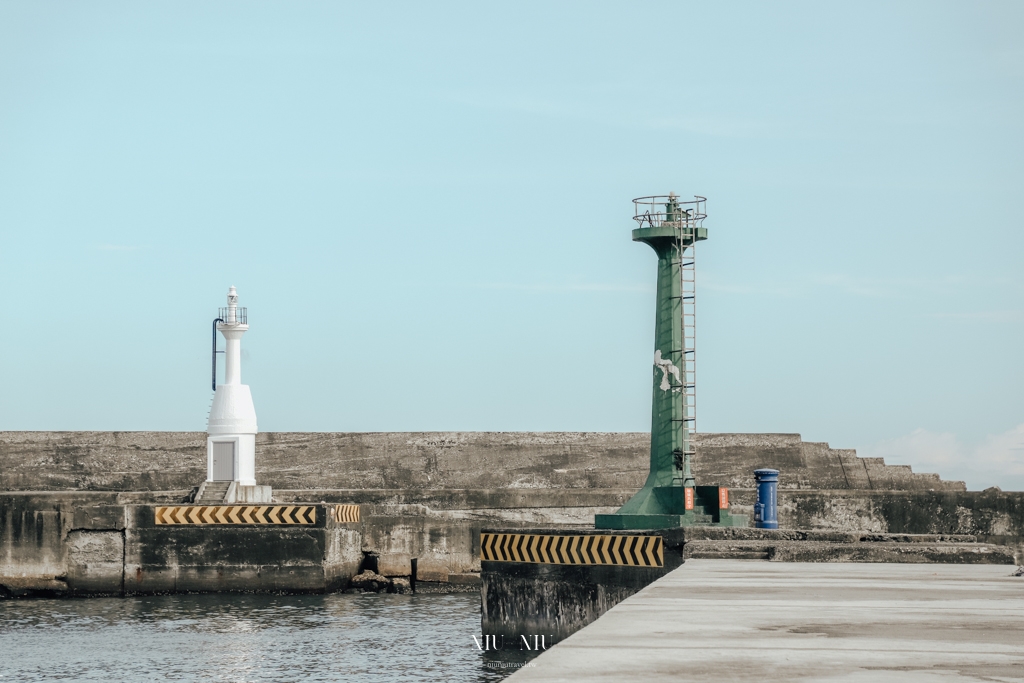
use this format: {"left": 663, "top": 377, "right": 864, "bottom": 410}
{"left": 1, "top": 2, "right": 1021, "bottom": 489}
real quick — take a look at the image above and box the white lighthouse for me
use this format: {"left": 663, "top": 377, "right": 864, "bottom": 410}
{"left": 196, "top": 286, "right": 272, "bottom": 504}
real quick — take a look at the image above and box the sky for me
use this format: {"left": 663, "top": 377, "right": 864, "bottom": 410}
{"left": 0, "top": 1, "right": 1021, "bottom": 490}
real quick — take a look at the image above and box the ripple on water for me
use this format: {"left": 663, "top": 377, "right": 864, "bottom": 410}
{"left": 0, "top": 593, "right": 520, "bottom": 682}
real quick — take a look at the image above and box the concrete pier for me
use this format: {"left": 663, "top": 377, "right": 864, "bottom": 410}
{"left": 506, "top": 560, "right": 1024, "bottom": 682}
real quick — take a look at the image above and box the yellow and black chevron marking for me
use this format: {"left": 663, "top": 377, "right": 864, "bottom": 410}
{"left": 480, "top": 533, "right": 663, "bottom": 567}
{"left": 332, "top": 504, "right": 360, "bottom": 523}
{"left": 155, "top": 505, "right": 316, "bottom": 525}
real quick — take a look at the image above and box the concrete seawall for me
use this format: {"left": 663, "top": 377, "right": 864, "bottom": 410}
{"left": 0, "top": 494, "right": 362, "bottom": 597}
{"left": 2, "top": 431, "right": 1021, "bottom": 596}
{"left": 0, "top": 431, "right": 967, "bottom": 493}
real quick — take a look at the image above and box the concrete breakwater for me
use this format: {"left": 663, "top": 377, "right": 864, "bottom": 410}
{"left": 0, "top": 495, "right": 361, "bottom": 596}
{"left": 479, "top": 526, "right": 1016, "bottom": 643}
{"left": 2, "top": 431, "right": 1023, "bottom": 597}
{"left": 0, "top": 431, "right": 971, "bottom": 493}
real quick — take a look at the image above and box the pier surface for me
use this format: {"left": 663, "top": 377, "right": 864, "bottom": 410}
{"left": 508, "top": 560, "right": 1024, "bottom": 682}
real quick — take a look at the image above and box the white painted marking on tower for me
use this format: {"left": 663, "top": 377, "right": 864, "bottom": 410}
{"left": 654, "top": 350, "right": 682, "bottom": 392}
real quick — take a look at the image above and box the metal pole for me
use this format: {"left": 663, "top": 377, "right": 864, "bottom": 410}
{"left": 211, "top": 318, "right": 224, "bottom": 391}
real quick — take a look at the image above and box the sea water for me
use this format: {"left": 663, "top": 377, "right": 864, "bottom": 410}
{"left": 0, "top": 593, "right": 528, "bottom": 682}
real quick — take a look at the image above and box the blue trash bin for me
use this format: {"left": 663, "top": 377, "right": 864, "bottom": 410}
{"left": 753, "top": 469, "right": 779, "bottom": 529}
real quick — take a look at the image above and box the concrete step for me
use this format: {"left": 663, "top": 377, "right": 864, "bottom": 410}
{"left": 688, "top": 547, "right": 772, "bottom": 560}
{"left": 681, "top": 527, "right": 984, "bottom": 544}
{"left": 195, "top": 482, "right": 231, "bottom": 503}
{"left": 683, "top": 538, "right": 1016, "bottom": 564}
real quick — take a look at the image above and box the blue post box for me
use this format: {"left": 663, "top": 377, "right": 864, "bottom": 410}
{"left": 753, "top": 468, "right": 779, "bottom": 529}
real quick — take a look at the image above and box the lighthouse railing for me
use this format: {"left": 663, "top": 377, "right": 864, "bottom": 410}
{"left": 217, "top": 307, "right": 248, "bottom": 325}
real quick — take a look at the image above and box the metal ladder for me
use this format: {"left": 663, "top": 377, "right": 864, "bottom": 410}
{"left": 667, "top": 209, "right": 698, "bottom": 480}
{"left": 679, "top": 234, "right": 697, "bottom": 446}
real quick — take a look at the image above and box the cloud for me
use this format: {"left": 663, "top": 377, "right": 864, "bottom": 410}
{"left": 859, "top": 424, "right": 1024, "bottom": 491}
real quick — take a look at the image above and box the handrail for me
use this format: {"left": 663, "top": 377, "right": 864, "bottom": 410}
{"left": 632, "top": 194, "right": 706, "bottom": 228}
{"left": 217, "top": 307, "right": 247, "bottom": 325}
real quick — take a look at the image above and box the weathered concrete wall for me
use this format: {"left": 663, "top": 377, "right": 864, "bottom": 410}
{"left": 0, "top": 496, "right": 363, "bottom": 597}
{"left": 0, "top": 432, "right": 206, "bottom": 491}
{"left": 5, "top": 488, "right": 1022, "bottom": 594}
{"left": 324, "top": 528, "right": 364, "bottom": 590}
{"left": 481, "top": 529, "right": 688, "bottom": 643}
{"left": 348, "top": 487, "right": 1024, "bottom": 572}
{"left": 780, "top": 489, "right": 1024, "bottom": 561}
{"left": 2, "top": 431, "right": 1014, "bottom": 596}
{"left": 0, "top": 493, "right": 121, "bottom": 595}
{"left": 354, "top": 504, "right": 619, "bottom": 577}
{"left": 66, "top": 530, "right": 124, "bottom": 596}
{"left": 0, "top": 431, "right": 967, "bottom": 493}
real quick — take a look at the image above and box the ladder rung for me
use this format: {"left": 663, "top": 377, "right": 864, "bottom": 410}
{"left": 675, "top": 234, "right": 696, "bottom": 437}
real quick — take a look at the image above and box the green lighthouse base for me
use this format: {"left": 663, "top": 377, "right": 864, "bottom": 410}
{"left": 595, "top": 486, "right": 748, "bottom": 531}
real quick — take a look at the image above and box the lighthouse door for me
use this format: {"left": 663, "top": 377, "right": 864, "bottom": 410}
{"left": 212, "top": 441, "right": 235, "bottom": 481}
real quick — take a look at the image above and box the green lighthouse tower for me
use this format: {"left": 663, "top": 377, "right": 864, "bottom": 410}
{"left": 596, "top": 194, "right": 747, "bottom": 530}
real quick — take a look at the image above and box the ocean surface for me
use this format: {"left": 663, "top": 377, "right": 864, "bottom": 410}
{"left": 0, "top": 593, "right": 530, "bottom": 682}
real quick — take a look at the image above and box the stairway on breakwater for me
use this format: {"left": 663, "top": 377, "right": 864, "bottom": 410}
{"left": 194, "top": 481, "right": 230, "bottom": 503}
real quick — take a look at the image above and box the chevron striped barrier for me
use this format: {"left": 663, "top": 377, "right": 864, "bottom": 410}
{"left": 332, "top": 504, "right": 360, "bottom": 523}
{"left": 480, "top": 533, "right": 663, "bottom": 567}
{"left": 155, "top": 505, "right": 316, "bottom": 525}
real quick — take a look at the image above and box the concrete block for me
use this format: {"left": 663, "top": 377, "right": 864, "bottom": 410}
{"left": 226, "top": 484, "right": 273, "bottom": 503}
{"left": 324, "top": 528, "right": 362, "bottom": 590}
{"left": 72, "top": 505, "right": 126, "bottom": 530}
{"left": 0, "top": 497, "right": 68, "bottom": 595}
{"left": 360, "top": 514, "right": 480, "bottom": 574}
{"left": 123, "top": 526, "right": 331, "bottom": 594}
{"left": 378, "top": 552, "right": 412, "bottom": 577}
{"left": 416, "top": 559, "right": 449, "bottom": 583}
{"left": 449, "top": 572, "right": 481, "bottom": 586}
{"left": 66, "top": 530, "right": 124, "bottom": 595}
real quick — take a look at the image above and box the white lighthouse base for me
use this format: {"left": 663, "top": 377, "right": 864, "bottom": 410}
{"left": 224, "top": 482, "right": 273, "bottom": 503}
{"left": 200, "top": 433, "right": 272, "bottom": 503}
{"left": 206, "top": 433, "right": 257, "bottom": 485}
